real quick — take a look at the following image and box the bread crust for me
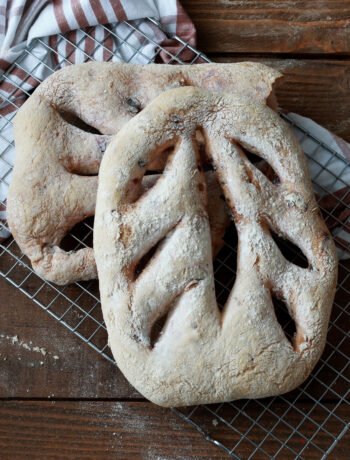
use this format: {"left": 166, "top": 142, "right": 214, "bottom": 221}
{"left": 94, "top": 87, "right": 337, "bottom": 407}
{"left": 7, "top": 62, "right": 280, "bottom": 284}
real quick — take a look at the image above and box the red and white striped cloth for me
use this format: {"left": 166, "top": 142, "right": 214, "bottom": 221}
{"left": 0, "top": 1, "right": 349, "bottom": 259}
{"left": 0, "top": 1, "right": 195, "bottom": 66}
{"left": 0, "top": 0, "right": 195, "bottom": 109}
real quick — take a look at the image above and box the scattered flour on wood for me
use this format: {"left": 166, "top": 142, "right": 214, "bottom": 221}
{"left": 111, "top": 402, "right": 124, "bottom": 413}
{"left": 0, "top": 332, "right": 60, "bottom": 362}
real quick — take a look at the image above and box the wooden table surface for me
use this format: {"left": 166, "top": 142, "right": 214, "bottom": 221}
{"left": 1, "top": 1, "right": 349, "bottom": 458}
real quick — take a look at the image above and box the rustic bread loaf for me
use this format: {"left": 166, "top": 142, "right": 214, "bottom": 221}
{"left": 94, "top": 86, "right": 337, "bottom": 407}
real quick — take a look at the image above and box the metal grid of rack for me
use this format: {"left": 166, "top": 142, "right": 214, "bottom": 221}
{"left": 0, "top": 18, "right": 349, "bottom": 459}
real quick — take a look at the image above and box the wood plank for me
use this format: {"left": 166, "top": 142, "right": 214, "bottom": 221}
{"left": 210, "top": 56, "right": 350, "bottom": 141}
{"left": 0, "top": 401, "right": 230, "bottom": 459}
{"left": 182, "top": 0, "right": 350, "bottom": 54}
{"left": 0, "top": 401, "right": 348, "bottom": 459}
{"left": 0, "top": 276, "right": 139, "bottom": 399}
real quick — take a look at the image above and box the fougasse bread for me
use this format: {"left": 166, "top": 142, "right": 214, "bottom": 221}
{"left": 94, "top": 87, "right": 337, "bottom": 407}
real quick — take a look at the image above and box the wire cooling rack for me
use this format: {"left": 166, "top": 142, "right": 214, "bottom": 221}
{"left": 0, "top": 18, "right": 349, "bottom": 460}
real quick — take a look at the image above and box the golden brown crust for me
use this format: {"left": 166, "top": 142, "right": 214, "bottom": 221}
{"left": 7, "top": 62, "right": 280, "bottom": 284}
{"left": 94, "top": 87, "right": 337, "bottom": 407}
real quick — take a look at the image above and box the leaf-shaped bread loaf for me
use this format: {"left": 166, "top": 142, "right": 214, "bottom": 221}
{"left": 94, "top": 87, "right": 337, "bottom": 407}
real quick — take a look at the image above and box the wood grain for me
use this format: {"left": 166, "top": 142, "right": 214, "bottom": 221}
{"left": 0, "top": 276, "right": 139, "bottom": 399}
{"left": 0, "top": 401, "right": 230, "bottom": 459}
{"left": 182, "top": 0, "right": 350, "bottom": 54}
{"left": 210, "top": 56, "right": 350, "bottom": 141}
{"left": 0, "top": 401, "right": 348, "bottom": 459}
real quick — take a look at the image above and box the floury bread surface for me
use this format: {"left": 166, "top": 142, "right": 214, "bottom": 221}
{"left": 94, "top": 87, "right": 337, "bottom": 407}
{"left": 7, "top": 61, "right": 280, "bottom": 284}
